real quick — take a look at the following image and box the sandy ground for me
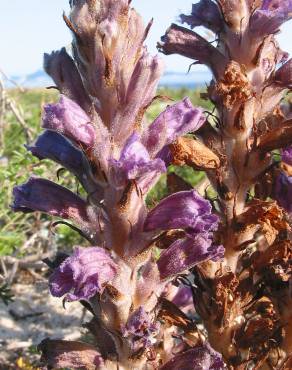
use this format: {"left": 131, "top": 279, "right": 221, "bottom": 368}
{"left": 0, "top": 280, "right": 91, "bottom": 367}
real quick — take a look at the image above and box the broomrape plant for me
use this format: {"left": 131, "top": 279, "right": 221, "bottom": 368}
{"left": 12, "top": 0, "right": 291, "bottom": 369}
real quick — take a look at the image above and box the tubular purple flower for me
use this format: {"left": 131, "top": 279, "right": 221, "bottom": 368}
{"left": 142, "top": 98, "right": 206, "bottom": 157}
{"left": 125, "top": 53, "right": 164, "bottom": 107}
{"left": 122, "top": 307, "right": 160, "bottom": 352}
{"left": 159, "top": 344, "right": 225, "bottom": 370}
{"left": 43, "top": 48, "right": 91, "bottom": 112}
{"left": 12, "top": 178, "right": 89, "bottom": 223}
{"left": 49, "top": 247, "right": 117, "bottom": 301}
{"left": 157, "top": 235, "right": 224, "bottom": 280}
{"left": 111, "top": 132, "right": 166, "bottom": 187}
{"left": 112, "top": 52, "right": 164, "bottom": 144}
{"left": 180, "top": 0, "right": 223, "bottom": 33}
{"left": 42, "top": 95, "right": 95, "bottom": 147}
{"left": 144, "top": 190, "right": 219, "bottom": 234}
{"left": 273, "top": 172, "right": 292, "bottom": 213}
{"left": 158, "top": 24, "right": 228, "bottom": 78}
{"left": 26, "top": 130, "right": 95, "bottom": 188}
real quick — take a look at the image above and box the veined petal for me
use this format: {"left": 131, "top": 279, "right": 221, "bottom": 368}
{"left": 12, "top": 178, "right": 89, "bottom": 223}
{"left": 39, "top": 339, "right": 104, "bottom": 369}
{"left": 26, "top": 130, "right": 98, "bottom": 193}
{"left": 49, "top": 246, "right": 118, "bottom": 301}
{"left": 157, "top": 234, "right": 224, "bottom": 280}
{"left": 180, "top": 0, "right": 223, "bottom": 33}
{"left": 144, "top": 190, "right": 219, "bottom": 234}
{"left": 160, "top": 344, "right": 225, "bottom": 370}
{"left": 142, "top": 98, "right": 205, "bottom": 157}
{"left": 42, "top": 95, "right": 95, "bottom": 147}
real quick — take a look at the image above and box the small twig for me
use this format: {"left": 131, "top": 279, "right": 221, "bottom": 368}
{"left": 8, "top": 309, "right": 44, "bottom": 321}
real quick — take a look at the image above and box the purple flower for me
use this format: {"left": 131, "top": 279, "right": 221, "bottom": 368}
{"left": 250, "top": 0, "right": 292, "bottom": 37}
{"left": 49, "top": 247, "right": 117, "bottom": 301}
{"left": 12, "top": 178, "right": 89, "bottom": 223}
{"left": 282, "top": 146, "right": 292, "bottom": 166}
{"left": 111, "top": 132, "right": 166, "bottom": 189}
{"left": 180, "top": 0, "right": 223, "bottom": 33}
{"left": 42, "top": 95, "right": 95, "bottom": 147}
{"left": 26, "top": 130, "right": 96, "bottom": 191}
{"left": 44, "top": 48, "right": 91, "bottom": 112}
{"left": 38, "top": 339, "right": 103, "bottom": 369}
{"left": 158, "top": 24, "right": 227, "bottom": 78}
{"left": 113, "top": 52, "right": 165, "bottom": 144}
{"left": 142, "top": 98, "right": 206, "bottom": 157}
{"left": 144, "top": 190, "right": 219, "bottom": 234}
{"left": 122, "top": 307, "right": 160, "bottom": 352}
{"left": 160, "top": 344, "right": 225, "bottom": 370}
{"left": 172, "top": 286, "right": 193, "bottom": 308}
{"left": 273, "top": 172, "right": 292, "bottom": 213}
{"left": 157, "top": 234, "right": 224, "bottom": 280}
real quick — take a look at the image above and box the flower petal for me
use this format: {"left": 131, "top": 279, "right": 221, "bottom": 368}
{"left": 282, "top": 146, "right": 292, "bottom": 165}
{"left": 44, "top": 48, "right": 91, "bottom": 112}
{"left": 180, "top": 0, "right": 223, "bottom": 33}
{"left": 273, "top": 172, "right": 292, "bottom": 213}
{"left": 158, "top": 24, "right": 227, "bottom": 78}
{"left": 122, "top": 307, "right": 160, "bottom": 352}
{"left": 144, "top": 190, "right": 219, "bottom": 234}
{"left": 42, "top": 95, "right": 95, "bottom": 147}
{"left": 250, "top": 0, "right": 292, "bottom": 37}
{"left": 39, "top": 339, "right": 103, "bottom": 369}
{"left": 112, "top": 132, "right": 166, "bottom": 186}
{"left": 142, "top": 98, "right": 205, "bottom": 157}
{"left": 159, "top": 344, "right": 225, "bottom": 370}
{"left": 12, "top": 178, "right": 89, "bottom": 223}
{"left": 49, "top": 247, "right": 118, "bottom": 301}
{"left": 172, "top": 286, "right": 193, "bottom": 308}
{"left": 112, "top": 52, "right": 164, "bottom": 145}
{"left": 157, "top": 235, "right": 224, "bottom": 280}
{"left": 26, "top": 130, "right": 99, "bottom": 194}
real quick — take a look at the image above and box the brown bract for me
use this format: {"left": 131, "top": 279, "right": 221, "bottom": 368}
{"left": 159, "top": 298, "right": 195, "bottom": 332}
{"left": 170, "top": 137, "right": 220, "bottom": 170}
{"left": 257, "top": 119, "right": 292, "bottom": 153}
{"left": 215, "top": 61, "right": 252, "bottom": 110}
{"left": 252, "top": 240, "right": 292, "bottom": 284}
{"left": 236, "top": 200, "right": 290, "bottom": 246}
{"left": 154, "top": 230, "right": 186, "bottom": 250}
{"left": 234, "top": 296, "right": 283, "bottom": 365}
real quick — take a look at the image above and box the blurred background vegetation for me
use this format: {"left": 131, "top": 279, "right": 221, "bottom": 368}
{"left": 0, "top": 87, "right": 212, "bottom": 259}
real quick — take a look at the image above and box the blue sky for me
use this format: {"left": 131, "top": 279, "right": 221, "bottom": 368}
{"left": 0, "top": 0, "right": 291, "bottom": 76}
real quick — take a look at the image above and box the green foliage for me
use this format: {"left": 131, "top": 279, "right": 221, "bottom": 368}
{"left": 0, "top": 87, "right": 207, "bottom": 257}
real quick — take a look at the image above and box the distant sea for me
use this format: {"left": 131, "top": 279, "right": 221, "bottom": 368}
{"left": 5, "top": 70, "right": 212, "bottom": 89}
